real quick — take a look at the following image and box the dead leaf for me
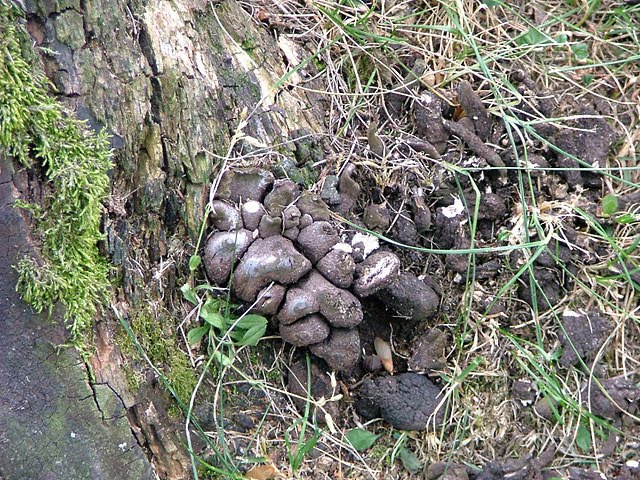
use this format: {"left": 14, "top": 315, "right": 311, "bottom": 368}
{"left": 246, "top": 464, "right": 277, "bottom": 480}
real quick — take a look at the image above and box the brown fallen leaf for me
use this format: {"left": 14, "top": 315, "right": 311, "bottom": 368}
{"left": 245, "top": 464, "right": 277, "bottom": 480}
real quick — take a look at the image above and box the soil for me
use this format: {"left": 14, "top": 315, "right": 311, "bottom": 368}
{"left": 199, "top": 69, "right": 640, "bottom": 479}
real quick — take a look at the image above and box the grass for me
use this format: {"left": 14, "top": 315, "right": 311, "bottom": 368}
{"left": 214, "top": 0, "right": 639, "bottom": 477}
{"left": 30, "top": 0, "right": 634, "bottom": 477}
{"left": 141, "top": 0, "right": 640, "bottom": 477}
{"left": 0, "top": 3, "right": 113, "bottom": 355}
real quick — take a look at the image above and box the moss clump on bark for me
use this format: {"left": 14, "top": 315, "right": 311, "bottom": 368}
{"left": 0, "top": 3, "right": 113, "bottom": 353}
{"left": 116, "top": 308, "right": 197, "bottom": 406}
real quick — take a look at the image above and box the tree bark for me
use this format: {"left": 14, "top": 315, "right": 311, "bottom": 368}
{"left": 2, "top": 0, "right": 327, "bottom": 478}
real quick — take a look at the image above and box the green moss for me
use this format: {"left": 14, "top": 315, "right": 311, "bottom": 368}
{"left": 116, "top": 308, "right": 196, "bottom": 405}
{"left": 0, "top": 4, "right": 113, "bottom": 354}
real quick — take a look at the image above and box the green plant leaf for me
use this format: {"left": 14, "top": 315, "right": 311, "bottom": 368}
{"left": 616, "top": 213, "right": 636, "bottom": 224}
{"left": 232, "top": 313, "right": 268, "bottom": 329}
{"left": 188, "top": 254, "right": 202, "bottom": 272}
{"left": 211, "top": 349, "right": 233, "bottom": 367}
{"left": 575, "top": 424, "right": 591, "bottom": 452}
{"left": 571, "top": 42, "right": 589, "bottom": 60}
{"left": 180, "top": 283, "right": 198, "bottom": 305}
{"left": 232, "top": 322, "right": 267, "bottom": 346}
{"left": 601, "top": 194, "right": 618, "bottom": 216}
{"left": 345, "top": 428, "right": 379, "bottom": 451}
{"left": 515, "top": 27, "right": 550, "bottom": 46}
{"left": 398, "top": 447, "right": 422, "bottom": 474}
{"left": 187, "top": 325, "right": 210, "bottom": 345}
{"left": 200, "top": 299, "right": 225, "bottom": 329}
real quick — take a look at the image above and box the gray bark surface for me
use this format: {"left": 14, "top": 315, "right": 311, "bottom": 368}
{"left": 0, "top": 157, "right": 153, "bottom": 480}
{"left": 2, "top": 0, "right": 326, "bottom": 478}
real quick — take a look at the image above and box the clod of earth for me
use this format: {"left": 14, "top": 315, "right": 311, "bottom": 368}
{"left": 287, "top": 358, "right": 340, "bottom": 423}
{"left": 216, "top": 168, "right": 274, "bottom": 203}
{"left": 315, "top": 250, "right": 355, "bottom": 288}
{"left": 203, "top": 229, "right": 254, "bottom": 285}
{"left": 553, "top": 105, "right": 616, "bottom": 188}
{"left": 408, "top": 328, "right": 448, "bottom": 373}
{"left": 414, "top": 92, "right": 449, "bottom": 154}
{"left": 443, "top": 118, "right": 505, "bottom": 172}
{"left": 378, "top": 272, "right": 440, "bottom": 320}
{"left": 457, "top": 80, "right": 492, "bottom": 142}
{"left": 231, "top": 236, "right": 312, "bottom": 302}
{"left": 409, "top": 194, "right": 431, "bottom": 232}
{"left": 558, "top": 310, "right": 610, "bottom": 367}
{"left": 278, "top": 271, "right": 363, "bottom": 328}
{"left": 352, "top": 251, "right": 401, "bottom": 297}
{"left": 426, "top": 462, "right": 471, "bottom": 480}
{"left": 309, "top": 327, "right": 361, "bottom": 372}
{"left": 210, "top": 200, "right": 242, "bottom": 231}
{"left": 336, "top": 163, "right": 361, "bottom": 214}
{"left": 356, "top": 372, "right": 443, "bottom": 430}
{"left": 363, "top": 203, "right": 391, "bottom": 231}
{"left": 279, "top": 314, "right": 330, "bottom": 347}
{"left": 297, "top": 221, "right": 340, "bottom": 263}
{"left": 473, "top": 454, "right": 545, "bottom": 480}
{"left": 582, "top": 376, "right": 640, "bottom": 420}
{"left": 203, "top": 168, "right": 441, "bottom": 378}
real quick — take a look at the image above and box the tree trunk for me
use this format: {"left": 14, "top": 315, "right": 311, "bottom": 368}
{"left": 1, "top": 0, "right": 327, "bottom": 478}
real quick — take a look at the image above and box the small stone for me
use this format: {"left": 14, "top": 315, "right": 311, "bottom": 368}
{"left": 280, "top": 314, "right": 330, "bottom": 347}
{"left": 363, "top": 203, "right": 390, "bottom": 231}
{"left": 283, "top": 226, "right": 299, "bottom": 241}
{"left": 203, "top": 229, "right": 254, "bottom": 285}
{"left": 353, "top": 251, "right": 401, "bottom": 297}
{"left": 320, "top": 175, "right": 341, "bottom": 206}
{"left": 297, "top": 191, "right": 330, "bottom": 221}
{"left": 241, "top": 200, "right": 264, "bottom": 231}
{"left": 316, "top": 250, "right": 355, "bottom": 288}
{"left": 297, "top": 221, "right": 340, "bottom": 263}
{"left": 263, "top": 179, "right": 299, "bottom": 217}
{"left": 362, "top": 355, "right": 382, "bottom": 372}
{"left": 258, "top": 215, "right": 282, "bottom": 238}
{"left": 310, "top": 328, "right": 361, "bottom": 371}
{"left": 210, "top": 200, "right": 242, "bottom": 231}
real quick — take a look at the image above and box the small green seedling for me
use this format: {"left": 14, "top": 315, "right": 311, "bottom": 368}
{"left": 185, "top": 295, "right": 267, "bottom": 349}
{"left": 345, "top": 428, "right": 379, "bottom": 451}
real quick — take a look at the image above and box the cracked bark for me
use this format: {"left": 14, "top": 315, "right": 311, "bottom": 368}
{"left": 3, "top": 1, "right": 328, "bottom": 478}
